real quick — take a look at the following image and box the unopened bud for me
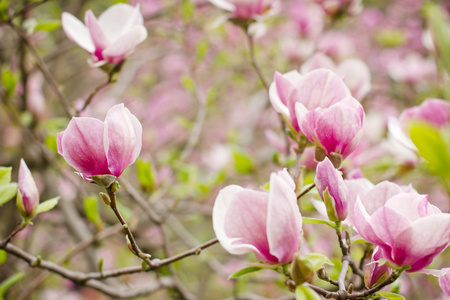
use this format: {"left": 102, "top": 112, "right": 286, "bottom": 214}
{"left": 291, "top": 253, "right": 314, "bottom": 285}
{"left": 315, "top": 147, "right": 327, "bottom": 162}
{"left": 329, "top": 152, "right": 343, "bottom": 169}
{"left": 126, "top": 235, "right": 136, "bottom": 254}
{"left": 317, "top": 267, "right": 327, "bottom": 280}
{"left": 347, "top": 283, "right": 353, "bottom": 294}
{"left": 91, "top": 175, "right": 117, "bottom": 189}
{"left": 99, "top": 193, "right": 111, "bottom": 205}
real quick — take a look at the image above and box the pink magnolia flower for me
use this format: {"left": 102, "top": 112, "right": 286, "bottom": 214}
{"left": 365, "top": 246, "right": 392, "bottom": 288}
{"left": 400, "top": 98, "right": 450, "bottom": 130}
{"left": 354, "top": 191, "right": 450, "bottom": 272}
{"left": 17, "top": 159, "right": 39, "bottom": 220}
{"left": 388, "top": 98, "right": 450, "bottom": 151}
{"left": 301, "top": 52, "right": 372, "bottom": 100}
{"left": 387, "top": 53, "right": 436, "bottom": 84}
{"left": 57, "top": 104, "right": 142, "bottom": 181}
{"left": 314, "top": 157, "right": 348, "bottom": 221}
{"left": 439, "top": 268, "right": 450, "bottom": 296}
{"left": 296, "top": 99, "right": 364, "bottom": 159}
{"left": 312, "top": 0, "right": 362, "bottom": 16}
{"left": 209, "top": 0, "right": 278, "bottom": 20}
{"left": 289, "top": 1, "right": 324, "bottom": 39}
{"left": 213, "top": 169, "right": 302, "bottom": 264}
{"left": 62, "top": 3, "right": 147, "bottom": 65}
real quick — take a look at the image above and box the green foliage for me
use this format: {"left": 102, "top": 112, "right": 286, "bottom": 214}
{"left": 304, "top": 253, "right": 334, "bottom": 271}
{"left": 36, "top": 196, "right": 60, "bottom": 214}
{"left": 0, "top": 0, "right": 8, "bottom": 22}
{"left": 374, "top": 29, "right": 407, "bottom": 48}
{"left": 0, "top": 250, "right": 7, "bottom": 265}
{"left": 232, "top": 150, "right": 254, "bottom": 174}
{"left": 0, "top": 167, "right": 12, "bottom": 186}
{"left": 34, "top": 20, "right": 61, "bottom": 32}
{"left": 373, "top": 291, "right": 405, "bottom": 300}
{"left": 136, "top": 159, "right": 156, "bottom": 191}
{"left": 423, "top": 2, "right": 450, "bottom": 75}
{"left": 409, "top": 122, "right": 450, "bottom": 176}
{"left": 228, "top": 266, "right": 262, "bottom": 279}
{"left": 83, "top": 196, "right": 102, "bottom": 230}
{"left": 302, "top": 217, "right": 337, "bottom": 229}
{"left": 295, "top": 285, "right": 321, "bottom": 300}
{"left": 180, "top": 0, "right": 194, "bottom": 22}
{"left": 0, "top": 183, "right": 17, "bottom": 206}
{"left": 180, "top": 74, "right": 196, "bottom": 93}
{"left": 1, "top": 69, "right": 16, "bottom": 98}
{"left": 0, "top": 272, "right": 25, "bottom": 299}
{"left": 195, "top": 40, "right": 210, "bottom": 62}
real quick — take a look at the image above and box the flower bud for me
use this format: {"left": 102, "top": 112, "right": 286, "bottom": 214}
{"left": 16, "top": 159, "right": 39, "bottom": 221}
{"left": 439, "top": 268, "right": 450, "bottom": 296}
{"left": 290, "top": 253, "right": 314, "bottom": 285}
{"left": 314, "top": 157, "right": 348, "bottom": 221}
{"left": 364, "top": 247, "right": 391, "bottom": 288}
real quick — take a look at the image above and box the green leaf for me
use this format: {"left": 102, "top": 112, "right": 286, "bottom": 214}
{"left": 302, "top": 217, "right": 336, "bottom": 228}
{"left": 1, "top": 69, "right": 16, "bottom": 98}
{"left": 83, "top": 196, "right": 101, "bottom": 228}
{"left": 136, "top": 159, "right": 156, "bottom": 191}
{"left": 423, "top": 2, "right": 450, "bottom": 75}
{"left": 0, "top": 250, "right": 7, "bottom": 265}
{"left": 34, "top": 20, "right": 61, "bottom": 32}
{"left": 98, "top": 257, "right": 103, "bottom": 273}
{"left": 36, "top": 196, "right": 60, "bottom": 214}
{"left": 295, "top": 285, "right": 321, "bottom": 300}
{"left": 180, "top": 74, "right": 196, "bottom": 93}
{"left": 0, "top": 183, "right": 17, "bottom": 206}
{"left": 0, "top": 1, "right": 8, "bottom": 23}
{"left": 409, "top": 122, "right": 450, "bottom": 176}
{"left": 0, "top": 272, "right": 25, "bottom": 295}
{"left": 374, "top": 291, "right": 405, "bottom": 300}
{"left": 0, "top": 167, "right": 12, "bottom": 186}
{"left": 304, "top": 253, "right": 334, "bottom": 271}
{"left": 196, "top": 40, "right": 210, "bottom": 62}
{"left": 228, "top": 266, "right": 262, "bottom": 279}
{"left": 232, "top": 150, "right": 254, "bottom": 174}
{"left": 180, "top": 0, "right": 194, "bottom": 21}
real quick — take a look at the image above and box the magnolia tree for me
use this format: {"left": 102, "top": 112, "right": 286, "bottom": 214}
{"left": 1, "top": 0, "right": 450, "bottom": 299}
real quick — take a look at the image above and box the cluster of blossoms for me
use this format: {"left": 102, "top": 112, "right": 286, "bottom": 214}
{"left": 32, "top": 1, "right": 450, "bottom": 299}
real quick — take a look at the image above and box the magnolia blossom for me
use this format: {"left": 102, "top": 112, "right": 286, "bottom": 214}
{"left": 312, "top": 0, "right": 362, "bottom": 16}
{"left": 17, "top": 159, "right": 39, "bottom": 220}
{"left": 301, "top": 52, "right": 372, "bottom": 100}
{"left": 354, "top": 191, "right": 450, "bottom": 272}
{"left": 269, "top": 69, "right": 364, "bottom": 158}
{"left": 62, "top": 4, "right": 147, "bottom": 65}
{"left": 209, "top": 0, "right": 277, "bottom": 20}
{"left": 57, "top": 104, "right": 142, "bottom": 181}
{"left": 213, "top": 169, "right": 302, "bottom": 264}
{"left": 439, "top": 268, "right": 450, "bottom": 296}
{"left": 365, "top": 246, "right": 392, "bottom": 288}
{"left": 388, "top": 98, "right": 450, "bottom": 151}
{"left": 387, "top": 53, "right": 436, "bottom": 84}
{"left": 314, "top": 157, "right": 348, "bottom": 221}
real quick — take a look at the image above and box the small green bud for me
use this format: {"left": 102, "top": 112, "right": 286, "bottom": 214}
{"left": 291, "top": 253, "right": 314, "bottom": 286}
{"left": 99, "top": 192, "right": 111, "bottom": 205}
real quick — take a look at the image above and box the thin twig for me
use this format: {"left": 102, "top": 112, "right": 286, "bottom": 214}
{"left": 8, "top": 22, "right": 74, "bottom": 117}
{"left": 245, "top": 31, "right": 269, "bottom": 91}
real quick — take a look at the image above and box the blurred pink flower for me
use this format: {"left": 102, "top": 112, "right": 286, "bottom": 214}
{"left": 317, "top": 31, "right": 355, "bottom": 61}
{"left": 400, "top": 98, "right": 450, "bottom": 129}
{"left": 57, "top": 104, "right": 142, "bottom": 181}
{"left": 213, "top": 169, "right": 302, "bottom": 264}
{"left": 17, "top": 159, "right": 39, "bottom": 220}
{"left": 209, "top": 0, "right": 278, "bottom": 19}
{"left": 62, "top": 3, "right": 147, "bottom": 65}
{"left": 312, "top": 0, "right": 362, "bottom": 16}
{"left": 314, "top": 157, "right": 348, "bottom": 221}
{"left": 439, "top": 268, "right": 450, "bottom": 296}
{"left": 387, "top": 53, "right": 436, "bottom": 84}
{"left": 354, "top": 191, "right": 450, "bottom": 272}
{"left": 289, "top": 1, "right": 324, "bottom": 39}
{"left": 365, "top": 246, "right": 392, "bottom": 288}
{"left": 301, "top": 52, "right": 372, "bottom": 100}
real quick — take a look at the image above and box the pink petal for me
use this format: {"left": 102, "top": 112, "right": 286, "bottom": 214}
{"left": 102, "top": 26, "right": 148, "bottom": 63}
{"left": 369, "top": 206, "right": 411, "bottom": 246}
{"left": 384, "top": 193, "right": 428, "bottom": 222}
{"left": 98, "top": 3, "right": 144, "bottom": 42}
{"left": 60, "top": 117, "right": 110, "bottom": 177}
{"left": 300, "top": 52, "right": 336, "bottom": 74}
{"left": 392, "top": 214, "right": 450, "bottom": 272}
{"left": 314, "top": 103, "right": 363, "bottom": 157}
{"left": 353, "top": 199, "right": 386, "bottom": 246}
{"left": 439, "top": 268, "right": 450, "bottom": 296}
{"left": 337, "top": 59, "right": 371, "bottom": 100}
{"left": 344, "top": 178, "right": 373, "bottom": 225}
{"left": 18, "top": 159, "right": 39, "bottom": 217}
{"left": 267, "top": 170, "right": 302, "bottom": 263}
{"left": 269, "top": 71, "right": 301, "bottom": 117}
{"left": 85, "top": 10, "right": 111, "bottom": 57}
{"left": 61, "top": 12, "right": 95, "bottom": 53}
{"left": 362, "top": 181, "right": 403, "bottom": 215}
{"left": 104, "top": 104, "right": 143, "bottom": 177}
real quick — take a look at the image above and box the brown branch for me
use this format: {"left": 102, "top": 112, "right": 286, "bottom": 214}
{"left": 245, "top": 31, "right": 269, "bottom": 91}
{"left": 8, "top": 22, "right": 74, "bottom": 117}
